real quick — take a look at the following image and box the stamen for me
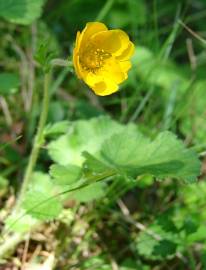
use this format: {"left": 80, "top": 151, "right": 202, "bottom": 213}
{"left": 79, "top": 45, "right": 111, "bottom": 72}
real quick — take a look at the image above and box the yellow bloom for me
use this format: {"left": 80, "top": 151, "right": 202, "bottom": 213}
{"left": 73, "top": 22, "right": 134, "bottom": 96}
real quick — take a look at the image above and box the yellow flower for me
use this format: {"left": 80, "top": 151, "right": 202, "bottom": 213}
{"left": 73, "top": 22, "right": 134, "bottom": 96}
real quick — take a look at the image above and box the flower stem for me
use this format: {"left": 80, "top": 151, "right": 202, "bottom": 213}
{"left": 16, "top": 71, "right": 51, "bottom": 208}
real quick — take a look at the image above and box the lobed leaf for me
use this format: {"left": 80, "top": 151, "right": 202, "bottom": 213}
{"left": 48, "top": 116, "right": 124, "bottom": 166}
{"left": 69, "top": 182, "right": 105, "bottom": 202}
{"left": 49, "top": 164, "right": 82, "bottom": 185}
{"left": 100, "top": 125, "right": 200, "bottom": 182}
{"left": 23, "top": 190, "right": 62, "bottom": 221}
{"left": 22, "top": 172, "right": 62, "bottom": 220}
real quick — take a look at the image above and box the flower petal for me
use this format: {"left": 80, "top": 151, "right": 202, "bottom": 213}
{"left": 85, "top": 72, "right": 101, "bottom": 86}
{"left": 80, "top": 22, "right": 108, "bottom": 47}
{"left": 103, "top": 58, "right": 126, "bottom": 84}
{"left": 75, "top": 31, "right": 81, "bottom": 51}
{"left": 93, "top": 80, "right": 118, "bottom": 96}
{"left": 92, "top": 30, "right": 130, "bottom": 56}
{"left": 116, "top": 41, "right": 135, "bottom": 61}
{"left": 119, "top": 61, "right": 132, "bottom": 73}
{"left": 84, "top": 71, "right": 118, "bottom": 96}
{"left": 73, "top": 32, "right": 82, "bottom": 79}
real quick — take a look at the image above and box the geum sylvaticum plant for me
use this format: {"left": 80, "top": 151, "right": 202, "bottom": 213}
{"left": 0, "top": 22, "right": 201, "bottom": 259}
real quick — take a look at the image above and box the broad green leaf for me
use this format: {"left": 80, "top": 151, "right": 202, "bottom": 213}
{"left": 48, "top": 117, "right": 124, "bottom": 166}
{"left": 49, "top": 164, "right": 82, "bottom": 185}
{"left": 48, "top": 117, "right": 200, "bottom": 183}
{"left": 22, "top": 172, "right": 62, "bottom": 220}
{"left": 0, "top": 0, "right": 45, "bottom": 25}
{"left": 23, "top": 190, "right": 62, "bottom": 220}
{"left": 100, "top": 125, "right": 200, "bottom": 182}
{"left": 82, "top": 151, "right": 110, "bottom": 174}
{"left": 0, "top": 73, "right": 20, "bottom": 95}
{"left": 29, "top": 171, "right": 54, "bottom": 193}
{"left": 69, "top": 182, "right": 105, "bottom": 202}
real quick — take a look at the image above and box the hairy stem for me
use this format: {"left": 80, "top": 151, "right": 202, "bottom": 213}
{"left": 16, "top": 71, "right": 51, "bottom": 208}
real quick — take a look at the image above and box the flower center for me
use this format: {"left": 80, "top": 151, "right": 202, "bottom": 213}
{"left": 79, "top": 46, "right": 111, "bottom": 72}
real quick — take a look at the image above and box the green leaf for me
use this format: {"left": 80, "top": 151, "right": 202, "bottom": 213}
{"left": 34, "top": 42, "right": 56, "bottom": 72}
{"left": 100, "top": 125, "right": 200, "bottom": 182}
{"left": 22, "top": 172, "right": 62, "bottom": 220}
{"left": 182, "top": 181, "right": 206, "bottom": 206}
{"left": 136, "top": 214, "right": 179, "bottom": 260}
{"left": 183, "top": 218, "right": 199, "bottom": 235}
{"left": 81, "top": 256, "right": 111, "bottom": 270}
{"left": 136, "top": 232, "right": 158, "bottom": 259}
{"left": 48, "top": 116, "right": 124, "bottom": 166}
{"left": 82, "top": 151, "right": 109, "bottom": 174}
{"left": 48, "top": 117, "right": 200, "bottom": 183}
{"left": 49, "top": 164, "right": 82, "bottom": 185}
{"left": 23, "top": 190, "right": 62, "bottom": 220}
{"left": 153, "top": 240, "right": 177, "bottom": 258}
{"left": 187, "top": 225, "right": 206, "bottom": 244}
{"left": 29, "top": 171, "right": 54, "bottom": 193}
{"left": 0, "top": 73, "right": 20, "bottom": 95}
{"left": 0, "top": 0, "right": 45, "bottom": 25}
{"left": 5, "top": 210, "right": 38, "bottom": 233}
{"left": 69, "top": 182, "right": 105, "bottom": 202}
{"left": 44, "top": 121, "right": 70, "bottom": 137}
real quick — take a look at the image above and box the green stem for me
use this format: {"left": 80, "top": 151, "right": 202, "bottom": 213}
{"left": 16, "top": 71, "right": 51, "bottom": 208}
